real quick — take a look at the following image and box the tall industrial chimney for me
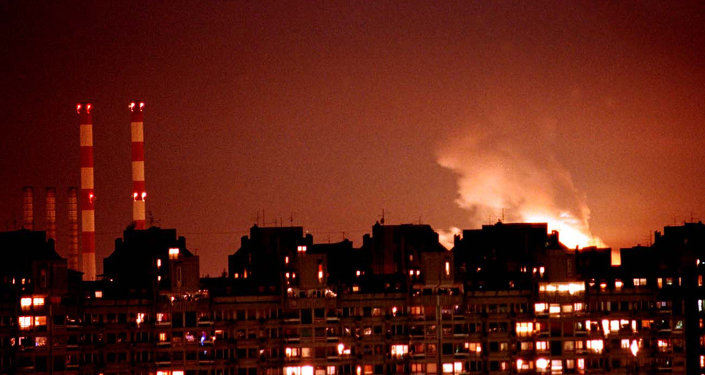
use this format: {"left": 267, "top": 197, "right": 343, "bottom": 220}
{"left": 67, "top": 187, "right": 79, "bottom": 271}
{"left": 77, "top": 103, "right": 96, "bottom": 280}
{"left": 129, "top": 100, "right": 147, "bottom": 229}
{"left": 45, "top": 187, "right": 56, "bottom": 241}
{"left": 22, "top": 186, "right": 33, "bottom": 230}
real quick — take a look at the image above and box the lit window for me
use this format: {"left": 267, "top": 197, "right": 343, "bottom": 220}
{"left": 574, "top": 302, "right": 584, "bottom": 311}
{"left": 535, "top": 341, "right": 548, "bottom": 351}
{"left": 285, "top": 256, "right": 289, "bottom": 264}
{"left": 444, "top": 261, "right": 450, "bottom": 277}
{"left": 621, "top": 339, "right": 630, "bottom": 349}
{"left": 297, "top": 245, "right": 307, "bottom": 253}
{"left": 587, "top": 339, "right": 604, "bottom": 353}
{"left": 94, "top": 290, "right": 103, "bottom": 298}
{"left": 515, "top": 322, "right": 534, "bottom": 336}
{"left": 327, "top": 366, "right": 336, "bottom": 375}
{"left": 34, "top": 316, "right": 46, "bottom": 327}
{"left": 318, "top": 264, "right": 324, "bottom": 283}
{"left": 577, "top": 358, "right": 585, "bottom": 370}
{"left": 157, "top": 259, "right": 162, "bottom": 268}
{"left": 157, "top": 313, "right": 168, "bottom": 322}
{"left": 168, "top": 248, "right": 179, "bottom": 259}
{"left": 615, "top": 280, "right": 623, "bottom": 289}
{"left": 136, "top": 313, "right": 145, "bottom": 325}
{"left": 20, "top": 297, "right": 32, "bottom": 309}
{"left": 285, "top": 347, "right": 300, "bottom": 358}
{"left": 159, "top": 332, "right": 167, "bottom": 342}
{"left": 465, "top": 342, "right": 482, "bottom": 353}
{"left": 35, "top": 336, "right": 47, "bottom": 346}
{"left": 536, "top": 358, "right": 549, "bottom": 371}
{"left": 391, "top": 344, "right": 408, "bottom": 357}
{"left": 549, "top": 304, "right": 560, "bottom": 315}
{"left": 534, "top": 303, "right": 547, "bottom": 314}
{"left": 19, "top": 316, "right": 32, "bottom": 329}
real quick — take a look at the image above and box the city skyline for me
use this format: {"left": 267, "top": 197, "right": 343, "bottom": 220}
{"left": 2, "top": 1, "right": 705, "bottom": 275}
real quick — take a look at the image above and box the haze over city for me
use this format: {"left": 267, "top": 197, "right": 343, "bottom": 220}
{"left": 1, "top": 1, "right": 704, "bottom": 275}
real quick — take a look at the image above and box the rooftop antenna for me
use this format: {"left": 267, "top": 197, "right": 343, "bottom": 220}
{"left": 378, "top": 209, "right": 389, "bottom": 225}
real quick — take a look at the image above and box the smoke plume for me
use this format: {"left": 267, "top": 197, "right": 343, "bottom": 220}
{"left": 437, "top": 115, "right": 604, "bottom": 249}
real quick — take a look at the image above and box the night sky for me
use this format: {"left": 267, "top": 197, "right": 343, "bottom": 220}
{"left": 2, "top": 1, "right": 704, "bottom": 275}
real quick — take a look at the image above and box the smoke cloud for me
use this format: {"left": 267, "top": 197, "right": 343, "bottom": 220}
{"left": 437, "top": 114, "right": 604, "bottom": 249}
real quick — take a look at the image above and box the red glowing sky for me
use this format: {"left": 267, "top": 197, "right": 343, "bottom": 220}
{"left": 1, "top": 1, "right": 704, "bottom": 275}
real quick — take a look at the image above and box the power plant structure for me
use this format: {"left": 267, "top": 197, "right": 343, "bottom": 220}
{"left": 130, "top": 100, "right": 147, "bottom": 230}
{"left": 45, "top": 187, "right": 56, "bottom": 241}
{"left": 21, "top": 186, "right": 33, "bottom": 231}
{"left": 78, "top": 102, "right": 96, "bottom": 281}
{"left": 67, "top": 186, "right": 80, "bottom": 271}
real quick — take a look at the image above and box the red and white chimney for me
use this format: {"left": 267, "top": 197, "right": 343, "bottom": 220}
{"left": 45, "top": 187, "right": 56, "bottom": 241}
{"left": 67, "top": 187, "right": 79, "bottom": 271}
{"left": 77, "top": 103, "right": 96, "bottom": 280}
{"left": 129, "top": 100, "right": 147, "bottom": 229}
{"left": 22, "top": 186, "right": 33, "bottom": 230}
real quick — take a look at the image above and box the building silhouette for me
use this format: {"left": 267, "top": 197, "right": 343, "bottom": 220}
{"left": 1, "top": 221, "right": 703, "bottom": 374}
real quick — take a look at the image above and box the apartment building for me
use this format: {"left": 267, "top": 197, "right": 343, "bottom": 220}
{"left": 1, "top": 221, "right": 703, "bottom": 374}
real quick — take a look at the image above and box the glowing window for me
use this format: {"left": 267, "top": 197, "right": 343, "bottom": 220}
{"left": 536, "top": 358, "right": 549, "bottom": 371}
{"left": 20, "top": 297, "right": 32, "bottom": 309}
{"left": 158, "top": 332, "right": 167, "bottom": 342}
{"left": 157, "top": 258, "right": 162, "bottom": 268}
{"left": 391, "top": 344, "right": 408, "bottom": 357}
{"left": 297, "top": 245, "right": 307, "bottom": 253}
{"left": 34, "top": 316, "right": 46, "bottom": 326}
{"left": 534, "top": 303, "right": 547, "bottom": 314}
{"left": 444, "top": 261, "right": 450, "bottom": 277}
{"left": 549, "top": 304, "right": 560, "bottom": 315}
{"left": 615, "top": 280, "right": 623, "bottom": 289}
{"left": 535, "top": 341, "right": 548, "bottom": 351}
{"left": 19, "top": 316, "right": 32, "bottom": 329}
{"left": 318, "top": 264, "right": 324, "bottom": 283}
{"left": 35, "top": 336, "right": 47, "bottom": 346}
{"left": 587, "top": 339, "right": 604, "bottom": 353}
{"left": 168, "top": 248, "right": 179, "bottom": 259}
{"left": 94, "top": 290, "right": 103, "bottom": 298}
{"left": 515, "top": 322, "right": 534, "bottom": 336}
{"left": 465, "top": 342, "right": 482, "bottom": 353}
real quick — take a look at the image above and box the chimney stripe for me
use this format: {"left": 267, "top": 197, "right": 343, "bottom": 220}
{"left": 77, "top": 102, "right": 96, "bottom": 281}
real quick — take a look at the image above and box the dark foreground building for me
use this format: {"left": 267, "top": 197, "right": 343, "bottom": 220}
{"left": 1, "top": 221, "right": 703, "bottom": 375}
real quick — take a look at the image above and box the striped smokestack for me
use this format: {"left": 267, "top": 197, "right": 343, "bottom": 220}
{"left": 130, "top": 100, "right": 147, "bottom": 230}
{"left": 78, "top": 103, "right": 96, "bottom": 280}
{"left": 67, "top": 187, "right": 79, "bottom": 271}
{"left": 45, "top": 187, "right": 56, "bottom": 241}
{"left": 22, "top": 186, "right": 33, "bottom": 230}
